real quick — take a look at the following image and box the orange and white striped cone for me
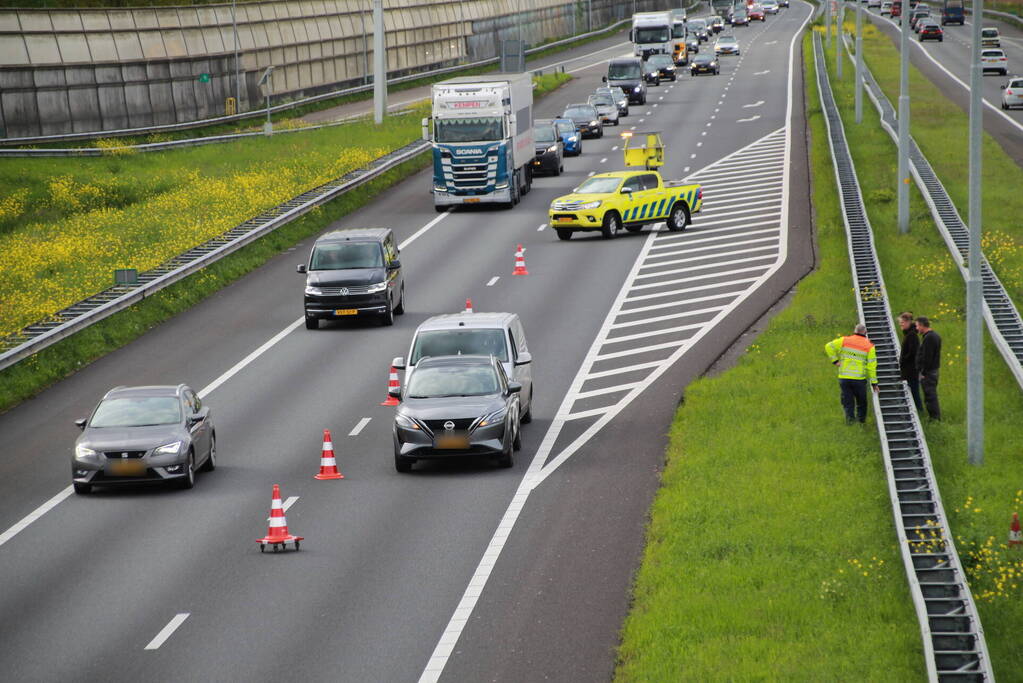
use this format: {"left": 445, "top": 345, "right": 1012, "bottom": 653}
{"left": 257, "top": 484, "right": 303, "bottom": 552}
{"left": 513, "top": 244, "right": 529, "bottom": 276}
{"left": 1010, "top": 512, "right": 1021, "bottom": 548}
{"left": 465, "top": 298, "right": 474, "bottom": 313}
{"left": 381, "top": 365, "right": 401, "bottom": 406}
{"left": 314, "top": 429, "right": 344, "bottom": 480}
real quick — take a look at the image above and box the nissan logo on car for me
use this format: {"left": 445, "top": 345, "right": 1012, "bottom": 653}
{"left": 443, "top": 421, "right": 455, "bottom": 431}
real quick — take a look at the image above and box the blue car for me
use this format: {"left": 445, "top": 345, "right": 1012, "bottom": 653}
{"left": 551, "top": 117, "right": 582, "bottom": 157}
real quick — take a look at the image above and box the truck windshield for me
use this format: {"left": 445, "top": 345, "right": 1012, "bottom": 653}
{"left": 608, "top": 62, "right": 642, "bottom": 79}
{"left": 435, "top": 117, "right": 503, "bottom": 143}
{"left": 635, "top": 27, "right": 669, "bottom": 43}
{"left": 575, "top": 177, "right": 623, "bottom": 194}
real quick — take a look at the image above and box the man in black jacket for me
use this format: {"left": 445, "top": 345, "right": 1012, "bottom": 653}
{"left": 916, "top": 316, "right": 942, "bottom": 420}
{"left": 898, "top": 311, "right": 922, "bottom": 410}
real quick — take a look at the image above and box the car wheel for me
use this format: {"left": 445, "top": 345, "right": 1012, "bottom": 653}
{"left": 73, "top": 482, "right": 91, "bottom": 495}
{"left": 521, "top": 388, "right": 533, "bottom": 424}
{"left": 555, "top": 228, "right": 573, "bottom": 241}
{"left": 512, "top": 418, "right": 522, "bottom": 452}
{"left": 435, "top": 205, "right": 447, "bottom": 213}
{"left": 640, "top": 94, "right": 647, "bottom": 105}
{"left": 178, "top": 451, "right": 195, "bottom": 490}
{"left": 201, "top": 433, "right": 217, "bottom": 472}
{"left": 1003, "top": 101, "right": 1009, "bottom": 110}
{"left": 623, "top": 107, "right": 630, "bottom": 116}
{"left": 380, "top": 300, "right": 395, "bottom": 326}
{"left": 305, "top": 317, "right": 319, "bottom": 330}
{"left": 667, "top": 202, "right": 690, "bottom": 232}
{"left": 601, "top": 211, "right": 620, "bottom": 239}
{"left": 394, "top": 285, "right": 405, "bottom": 314}
{"left": 496, "top": 439, "right": 514, "bottom": 468}
{"left": 598, "top": 127, "right": 604, "bottom": 138}
{"left": 523, "top": 165, "right": 532, "bottom": 196}
{"left": 394, "top": 451, "right": 414, "bottom": 473}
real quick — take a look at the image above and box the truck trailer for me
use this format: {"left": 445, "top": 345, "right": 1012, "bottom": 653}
{"left": 424, "top": 74, "right": 534, "bottom": 210}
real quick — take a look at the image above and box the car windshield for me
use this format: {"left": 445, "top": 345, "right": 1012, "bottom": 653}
{"left": 564, "top": 106, "right": 595, "bottom": 118}
{"left": 555, "top": 121, "right": 576, "bottom": 135}
{"left": 635, "top": 26, "right": 670, "bottom": 43}
{"left": 696, "top": 54, "right": 714, "bottom": 63}
{"left": 434, "top": 116, "right": 503, "bottom": 143}
{"left": 90, "top": 396, "right": 181, "bottom": 428}
{"left": 649, "top": 55, "right": 672, "bottom": 66}
{"left": 535, "top": 125, "right": 557, "bottom": 143}
{"left": 591, "top": 95, "right": 615, "bottom": 106}
{"left": 719, "top": 36, "right": 737, "bottom": 43}
{"left": 734, "top": 10, "right": 748, "bottom": 17}
{"left": 411, "top": 328, "right": 508, "bottom": 364}
{"left": 575, "top": 176, "right": 623, "bottom": 194}
{"left": 688, "top": 20, "right": 706, "bottom": 29}
{"left": 310, "top": 242, "right": 382, "bottom": 270}
{"left": 608, "top": 62, "right": 642, "bottom": 79}
{"left": 405, "top": 365, "right": 500, "bottom": 398}
{"left": 982, "top": 28, "right": 998, "bottom": 36}
{"left": 983, "top": 50, "right": 1004, "bottom": 57}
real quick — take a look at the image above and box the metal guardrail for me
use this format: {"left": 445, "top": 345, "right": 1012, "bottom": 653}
{"left": 0, "top": 140, "right": 429, "bottom": 373}
{"left": 815, "top": 34, "right": 993, "bottom": 683}
{"left": 841, "top": 33, "right": 1023, "bottom": 393}
{"left": 0, "top": 18, "right": 631, "bottom": 148}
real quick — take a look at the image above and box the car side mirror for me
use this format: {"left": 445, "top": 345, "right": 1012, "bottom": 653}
{"left": 507, "top": 382, "right": 523, "bottom": 394}
{"left": 392, "top": 356, "right": 406, "bottom": 370}
{"left": 1001, "top": 85, "right": 1006, "bottom": 90}
{"left": 622, "top": 187, "right": 633, "bottom": 195}
{"left": 75, "top": 418, "right": 87, "bottom": 430}
{"left": 514, "top": 352, "right": 532, "bottom": 367}
{"left": 602, "top": 76, "right": 607, "bottom": 82}
{"left": 388, "top": 259, "right": 401, "bottom": 270}
{"left": 297, "top": 264, "right": 307, "bottom": 273}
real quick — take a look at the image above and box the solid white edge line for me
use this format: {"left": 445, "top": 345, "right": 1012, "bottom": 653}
{"left": 349, "top": 417, "right": 372, "bottom": 436}
{"left": 0, "top": 486, "right": 74, "bottom": 549}
{"left": 417, "top": 5, "right": 813, "bottom": 678}
{"left": 144, "top": 613, "right": 190, "bottom": 650}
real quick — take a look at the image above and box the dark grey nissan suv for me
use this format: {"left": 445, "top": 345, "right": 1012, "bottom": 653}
{"left": 71, "top": 385, "right": 215, "bottom": 493}
{"left": 298, "top": 227, "right": 406, "bottom": 329}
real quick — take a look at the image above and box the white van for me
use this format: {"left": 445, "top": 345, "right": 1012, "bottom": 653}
{"left": 395, "top": 311, "right": 534, "bottom": 423}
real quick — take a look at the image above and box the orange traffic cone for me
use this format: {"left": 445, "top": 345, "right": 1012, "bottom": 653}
{"left": 1010, "top": 512, "right": 1021, "bottom": 548}
{"left": 314, "top": 429, "right": 344, "bottom": 480}
{"left": 381, "top": 365, "right": 401, "bottom": 406}
{"left": 513, "top": 244, "right": 529, "bottom": 276}
{"left": 465, "top": 298, "right": 474, "bottom": 313}
{"left": 257, "top": 484, "right": 303, "bottom": 552}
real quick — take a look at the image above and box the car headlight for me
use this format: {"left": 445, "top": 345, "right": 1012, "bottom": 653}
{"left": 75, "top": 444, "right": 98, "bottom": 459}
{"left": 579, "top": 200, "right": 602, "bottom": 210}
{"left": 546, "top": 145, "right": 558, "bottom": 154}
{"left": 568, "top": 135, "right": 578, "bottom": 142}
{"left": 154, "top": 441, "right": 183, "bottom": 455}
{"left": 478, "top": 407, "right": 508, "bottom": 428}
{"left": 633, "top": 86, "right": 642, "bottom": 92}
{"left": 434, "top": 183, "right": 448, "bottom": 192}
{"left": 395, "top": 413, "right": 420, "bottom": 430}
{"left": 305, "top": 285, "right": 323, "bottom": 296}
{"left": 590, "top": 120, "right": 598, "bottom": 126}
{"left": 366, "top": 281, "right": 388, "bottom": 294}
{"left": 711, "top": 61, "right": 718, "bottom": 66}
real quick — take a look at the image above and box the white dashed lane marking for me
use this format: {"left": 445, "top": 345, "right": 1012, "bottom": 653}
{"left": 348, "top": 417, "right": 371, "bottom": 436}
{"left": 486, "top": 276, "right": 500, "bottom": 286}
{"left": 145, "top": 614, "right": 190, "bottom": 651}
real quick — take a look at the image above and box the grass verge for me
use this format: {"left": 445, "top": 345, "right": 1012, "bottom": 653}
{"left": 831, "top": 22, "right": 1023, "bottom": 671}
{"left": 614, "top": 33, "right": 923, "bottom": 680}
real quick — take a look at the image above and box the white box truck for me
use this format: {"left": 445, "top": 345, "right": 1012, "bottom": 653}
{"left": 423, "top": 74, "right": 535, "bottom": 210}
{"left": 631, "top": 11, "right": 673, "bottom": 59}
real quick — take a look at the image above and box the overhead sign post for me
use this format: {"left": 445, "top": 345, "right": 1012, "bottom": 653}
{"left": 373, "top": 0, "right": 386, "bottom": 124}
{"left": 258, "top": 66, "right": 275, "bottom": 136}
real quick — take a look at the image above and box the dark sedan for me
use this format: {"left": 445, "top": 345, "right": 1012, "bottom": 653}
{"left": 686, "top": 35, "right": 700, "bottom": 53}
{"left": 532, "top": 121, "right": 564, "bottom": 176}
{"left": 918, "top": 22, "right": 943, "bottom": 41}
{"left": 645, "top": 53, "right": 678, "bottom": 81}
{"left": 690, "top": 53, "right": 720, "bottom": 76}
{"left": 392, "top": 355, "right": 522, "bottom": 471}
{"left": 72, "top": 385, "right": 215, "bottom": 493}
{"left": 562, "top": 103, "right": 603, "bottom": 139}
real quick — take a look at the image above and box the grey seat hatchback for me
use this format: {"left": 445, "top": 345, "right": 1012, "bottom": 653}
{"left": 298, "top": 227, "right": 405, "bottom": 328}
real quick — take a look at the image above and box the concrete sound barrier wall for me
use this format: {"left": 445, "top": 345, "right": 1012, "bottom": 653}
{"left": 0, "top": 0, "right": 670, "bottom": 138}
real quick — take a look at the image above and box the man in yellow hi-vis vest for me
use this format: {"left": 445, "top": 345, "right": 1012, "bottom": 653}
{"left": 825, "top": 323, "right": 879, "bottom": 424}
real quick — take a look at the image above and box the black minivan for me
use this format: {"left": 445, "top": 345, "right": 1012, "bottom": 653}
{"left": 298, "top": 227, "right": 405, "bottom": 328}
{"left": 604, "top": 58, "right": 648, "bottom": 105}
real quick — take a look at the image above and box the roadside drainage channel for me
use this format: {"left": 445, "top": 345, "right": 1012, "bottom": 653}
{"left": 815, "top": 35, "right": 992, "bottom": 683}
{"left": 841, "top": 32, "right": 1023, "bottom": 392}
{"left": 0, "top": 140, "right": 429, "bottom": 373}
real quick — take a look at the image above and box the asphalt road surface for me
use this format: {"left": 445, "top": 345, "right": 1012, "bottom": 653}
{"left": 862, "top": 4, "right": 1023, "bottom": 165}
{"left": 0, "top": 3, "right": 814, "bottom": 681}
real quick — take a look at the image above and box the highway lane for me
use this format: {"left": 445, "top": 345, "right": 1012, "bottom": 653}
{"left": 0, "top": 3, "right": 814, "bottom": 680}
{"left": 861, "top": 4, "right": 1023, "bottom": 163}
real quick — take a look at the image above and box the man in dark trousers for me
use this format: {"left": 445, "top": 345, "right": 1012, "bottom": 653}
{"left": 915, "top": 316, "right": 942, "bottom": 420}
{"left": 825, "top": 323, "right": 879, "bottom": 424}
{"left": 897, "top": 311, "right": 922, "bottom": 410}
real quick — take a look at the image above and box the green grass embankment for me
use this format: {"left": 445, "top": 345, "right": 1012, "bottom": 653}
{"left": 614, "top": 33, "right": 923, "bottom": 681}
{"left": 840, "top": 21, "right": 1023, "bottom": 671}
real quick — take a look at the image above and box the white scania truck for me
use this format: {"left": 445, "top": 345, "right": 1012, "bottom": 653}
{"left": 423, "top": 74, "right": 535, "bottom": 211}
{"left": 631, "top": 11, "right": 674, "bottom": 59}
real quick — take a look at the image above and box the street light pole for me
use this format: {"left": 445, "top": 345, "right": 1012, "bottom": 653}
{"left": 232, "top": 0, "right": 240, "bottom": 109}
{"left": 826, "top": 0, "right": 832, "bottom": 51}
{"left": 836, "top": 2, "right": 844, "bottom": 79}
{"left": 967, "top": 0, "right": 984, "bottom": 465}
{"left": 897, "top": 0, "right": 910, "bottom": 233}
{"left": 373, "top": 0, "right": 386, "bottom": 124}
{"left": 855, "top": 0, "right": 863, "bottom": 123}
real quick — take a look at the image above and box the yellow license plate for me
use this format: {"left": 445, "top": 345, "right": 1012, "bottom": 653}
{"left": 435, "top": 434, "right": 470, "bottom": 450}
{"left": 108, "top": 460, "right": 145, "bottom": 476}
{"left": 335, "top": 309, "right": 358, "bottom": 316}
{"left": 464, "top": 198, "right": 481, "bottom": 203}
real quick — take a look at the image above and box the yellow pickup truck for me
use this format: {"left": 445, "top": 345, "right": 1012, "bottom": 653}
{"left": 548, "top": 170, "right": 703, "bottom": 240}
